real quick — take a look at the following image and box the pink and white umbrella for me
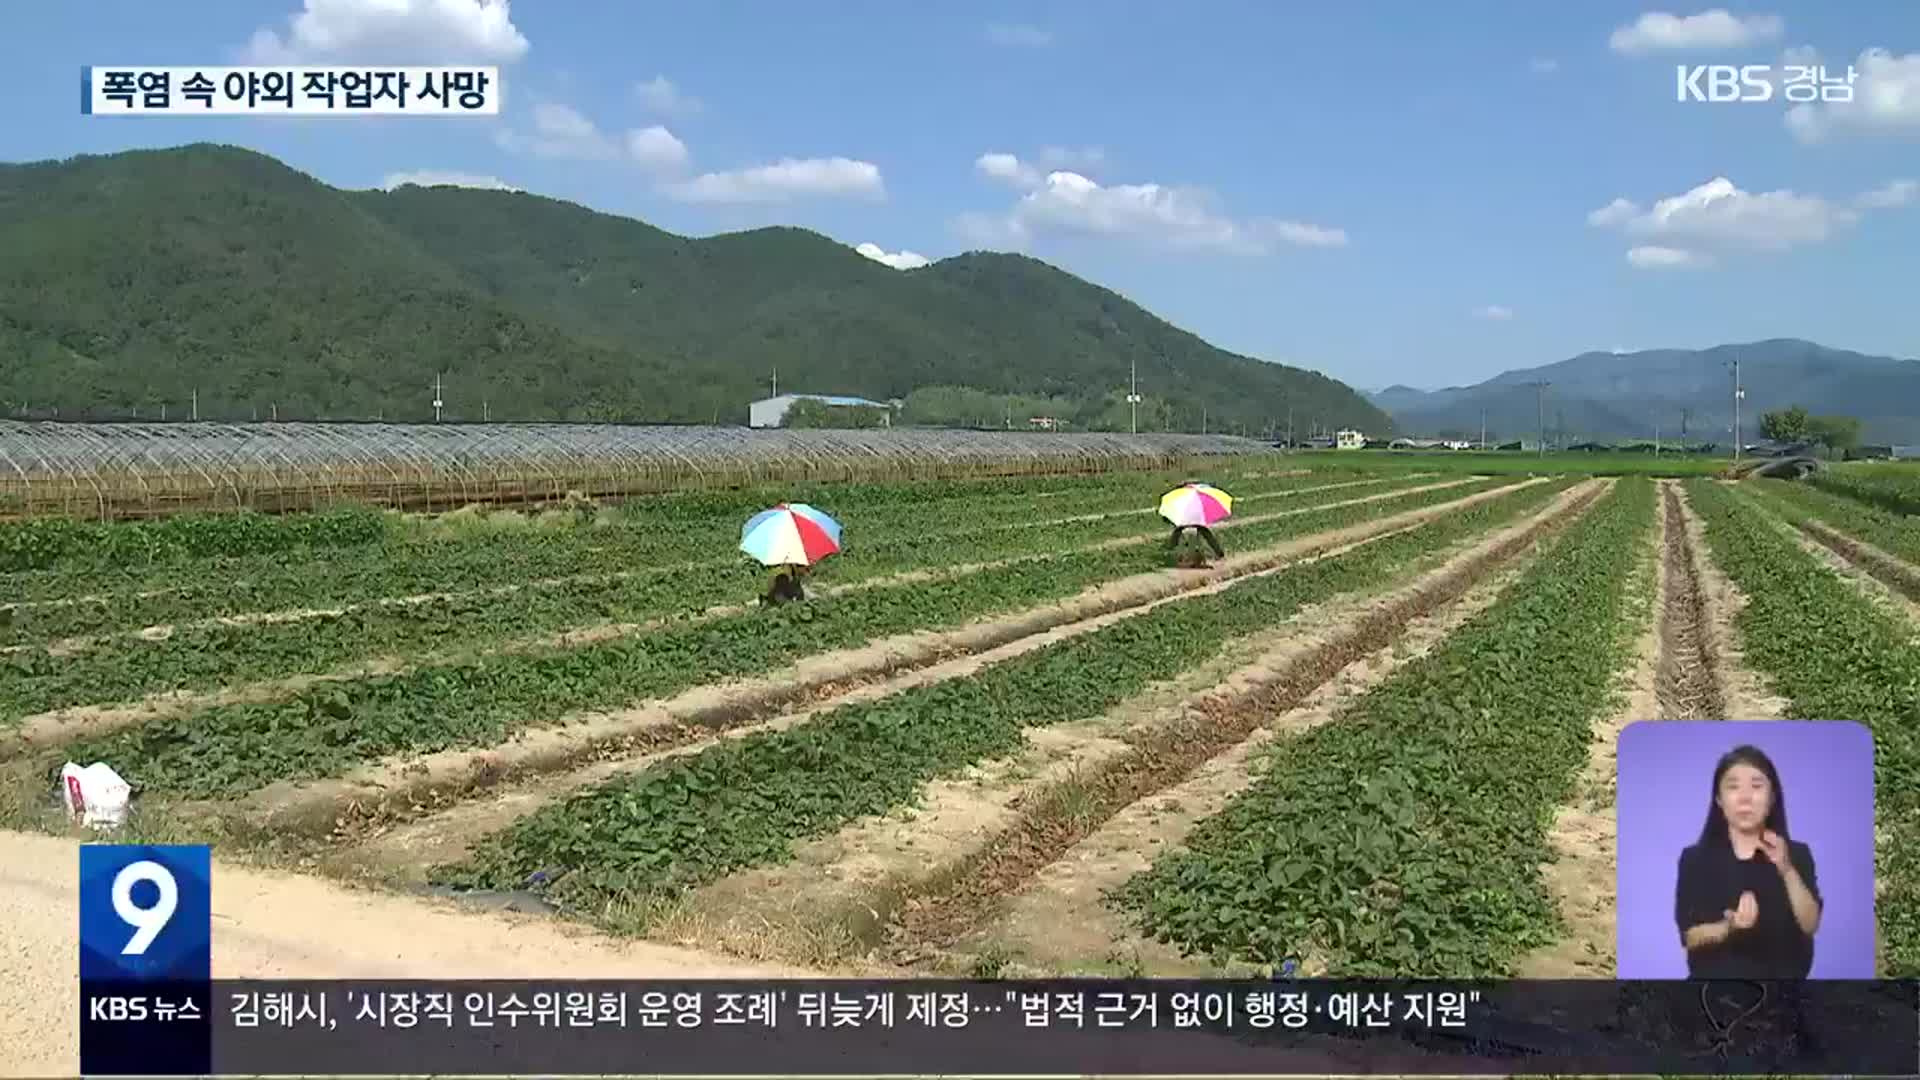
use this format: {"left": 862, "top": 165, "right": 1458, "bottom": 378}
{"left": 1159, "top": 483, "right": 1234, "bottom": 528}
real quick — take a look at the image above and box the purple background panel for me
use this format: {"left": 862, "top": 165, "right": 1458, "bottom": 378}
{"left": 1615, "top": 720, "right": 1877, "bottom": 979}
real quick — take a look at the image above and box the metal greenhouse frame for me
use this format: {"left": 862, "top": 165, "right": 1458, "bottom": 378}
{"left": 0, "top": 421, "right": 1271, "bottom": 519}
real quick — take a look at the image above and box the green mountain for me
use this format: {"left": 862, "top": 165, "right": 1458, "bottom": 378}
{"left": 1372, "top": 340, "right": 1920, "bottom": 446}
{"left": 0, "top": 143, "right": 1389, "bottom": 433}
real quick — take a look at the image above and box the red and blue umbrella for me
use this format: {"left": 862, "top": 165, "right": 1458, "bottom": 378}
{"left": 740, "top": 503, "right": 843, "bottom": 567}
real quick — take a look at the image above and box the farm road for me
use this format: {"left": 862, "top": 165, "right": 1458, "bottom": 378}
{"left": 0, "top": 829, "right": 808, "bottom": 1078}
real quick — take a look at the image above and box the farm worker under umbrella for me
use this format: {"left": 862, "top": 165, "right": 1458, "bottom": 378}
{"left": 740, "top": 502, "right": 843, "bottom": 606}
{"left": 1160, "top": 481, "right": 1231, "bottom": 564}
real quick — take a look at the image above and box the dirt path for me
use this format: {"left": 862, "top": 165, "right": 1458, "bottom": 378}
{"left": 872, "top": 480, "right": 1607, "bottom": 964}
{"left": 1518, "top": 483, "right": 1664, "bottom": 978}
{"left": 212, "top": 479, "right": 1537, "bottom": 839}
{"left": 330, "top": 525, "right": 1424, "bottom": 885}
{"left": 1674, "top": 484, "right": 1792, "bottom": 720}
{"left": 0, "top": 829, "right": 810, "bottom": 1080}
{"left": 4, "top": 474, "right": 1417, "bottom": 660}
{"left": 1792, "top": 519, "right": 1920, "bottom": 607}
{"left": 962, "top": 549, "right": 1540, "bottom": 978}
{"left": 1779, "top": 516, "right": 1920, "bottom": 637}
{"left": 3, "top": 476, "right": 1480, "bottom": 755}
{"left": 1522, "top": 481, "right": 1790, "bottom": 979}
{"left": 1654, "top": 482, "right": 1727, "bottom": 720}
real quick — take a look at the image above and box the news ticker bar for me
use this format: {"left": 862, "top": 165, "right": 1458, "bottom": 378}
{"left": 81, "top": 66, "right": 499, "bottom": 115}
{"left": 79, "top": 978, "right": 1919, "bottom": 1077}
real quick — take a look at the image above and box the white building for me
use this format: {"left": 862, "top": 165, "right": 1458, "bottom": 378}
{"left": 1335, "top": 428, "right": 1366, "bottom": 450}
{"left": 748, "top": 393, "right": 890, "bottom": 428}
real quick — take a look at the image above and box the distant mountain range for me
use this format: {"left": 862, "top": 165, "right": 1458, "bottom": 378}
{"left": 0, "top": 144, "right": 1389, "bottom": 433}
{"left": 1368, "top": 340, "right": 1920, "bottom": 445}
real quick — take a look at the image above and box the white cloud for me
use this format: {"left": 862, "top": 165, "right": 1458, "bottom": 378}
{"left": 496, "top": 103, "right": 621, "bottom": 160}
{"left": 1784, "top": 48, "right": 1920, "bottom": 143}
{"left": 1856, "top": 179, "right": 1919, "bottom": 209}
{"left": 626, "top": 126, "right": 690, "bottom": 172}
{"left": 1627, "top": 245, "right": 1712, "bottom": 269}
{"left": 665, "top": 157, "right": 885, "bottom": 203}
{"left": 855, "top": 242, "right": 931, "bottom": 270}
{"left": 1608, "top": 9, "right": 1784, "bottom": 54}
{"left": 245, "top": 0, "right": 529, "bottom": 63}
{"left": 1530, "top": 58, "right": 1560, "bottom": 74}
{"left": 496, "top": 104, "right": 687, "bottom": 174}
{"left": 985, "top": 22, "right": 1052, "bottom": 47}
{"left": 964, "top": 156, "right": 1346, "bottom": 255}
{"left": 1586, "top": 197, "right": 1640, "bottom": 228}
{"left": 1587, "top": 177, "right": 1867, "bottom": 271}
{"left": 380, "top": 170, "right": 517, "bottom": 191}
{"left": 976, "top": 151, "right": 1042, "bottom": 188}
{"left": 635, "top": 75, "right": 701, "bottom": 116}
{"left": 1474, "top": 305, "right": 1515, "bottom": 321}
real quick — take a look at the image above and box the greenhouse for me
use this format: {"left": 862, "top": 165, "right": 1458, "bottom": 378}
{"left": 0, "top": 421, "right": 1270, "bottom": 518}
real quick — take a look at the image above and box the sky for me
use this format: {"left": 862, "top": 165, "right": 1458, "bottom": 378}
{"left": 2, "top": 1, "right": 1917, "bottom": 391}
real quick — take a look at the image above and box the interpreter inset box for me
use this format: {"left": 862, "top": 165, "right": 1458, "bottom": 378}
{"left": 1615, "top": 720, "right": 1876, "bottom": 979}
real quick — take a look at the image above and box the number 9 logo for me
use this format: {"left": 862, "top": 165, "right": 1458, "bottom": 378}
{"left": 111, "top": 860, "right": 178, "bottom": 956}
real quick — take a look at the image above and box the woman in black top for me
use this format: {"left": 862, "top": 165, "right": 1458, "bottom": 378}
{"left": 1674, "top": 745, "right": 1823, "bottom": 978}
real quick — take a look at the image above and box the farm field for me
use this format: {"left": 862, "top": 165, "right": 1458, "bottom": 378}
{"left": 1299, "top": 448, "right": 1733, "bottom": 477}
{"left": 3, "top": 456, "right": 1915, "bottom": 985}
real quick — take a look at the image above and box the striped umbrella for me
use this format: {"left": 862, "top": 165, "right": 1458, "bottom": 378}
{"left": 740, "top": 503, "right": 843, "bottom": 567}
{"left": 1159, "top": 482, "right": 1234, "bottom": 527}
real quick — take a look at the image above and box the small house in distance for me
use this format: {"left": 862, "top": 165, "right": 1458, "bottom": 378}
{"left": 1335, "top": 429, "right": 1366, "bottom": 450}
{"left": 749, "top": 393, "right": 890, "bottom": 429}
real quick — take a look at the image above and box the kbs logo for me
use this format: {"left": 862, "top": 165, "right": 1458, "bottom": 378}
{"left": 1677, "top": 64, "right": 1857, "bottom": 104}
{"left": 1677, "top": 65, "right": 1773, "bottom": 102}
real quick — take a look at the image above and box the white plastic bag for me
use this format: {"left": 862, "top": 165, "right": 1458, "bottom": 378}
{"left": 60, "top": 761, "right": 131, "bottom": 830}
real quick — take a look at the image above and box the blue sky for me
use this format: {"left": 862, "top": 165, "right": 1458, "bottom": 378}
{"left": 3, "top": 1, "right": 1916, "bottom": 391}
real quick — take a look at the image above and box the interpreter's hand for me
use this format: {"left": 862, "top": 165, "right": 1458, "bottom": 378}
{"left": 1760, "top": 830, "right": 1792, "bottom": 872}
{"left": 1731, "top": 890, "right": 1759, "bottom": 930}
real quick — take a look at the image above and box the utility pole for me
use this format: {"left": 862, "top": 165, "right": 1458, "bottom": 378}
{"left": 1655, "top": 421, "right": 1661, "bottom": 457}
{"left": 1681, "top": 407, "right": 1691, "bottom": 440}
{"left": 161, "top": 403, "right": 167, "bottom": 421}
{"left": 272, "top": 402, "right": 278, "bottom": 421}
{"left": 1201, "top": 405, "right": 1208, "bottom": 436}
{"left": 1480, "top": 408, "right": 1487, "bottom": 451}
{"left": 1286, "top": 406, "right": 1294, "bottom": 448}
{"left": 1729, "top": 354, "right": 1743, "bottom": 464}
{"left": 1126, "top": 358, "right": 1141, "bottom": 434}
{"left": 433, "top": 372, "right": 445, "bottom": 423}
{"left": 483, "top": 400, "right": 490, "bottom": 422}
{"left": 1528, "top": 381, "right": 1550, "bottom": 458}
{"left": 771, "top": 366, "right": 778, "bottom": 399}
{"left": 191, "top": 389, "right": 198, "bottom": 422}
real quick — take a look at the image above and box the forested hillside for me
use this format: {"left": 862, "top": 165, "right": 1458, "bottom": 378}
{"left": 0, "top": 144, "right": 1389, "bottom": 432}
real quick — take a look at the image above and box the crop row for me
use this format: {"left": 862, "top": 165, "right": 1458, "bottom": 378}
{"left": 3, "top": 468, "right": 1371, "bottom": 645}
{"left": 430, "top": 479, "right": 1579, "bottom": 912}
{"left": 45, "top": 479, "right": 1522, "bottom": 799}
{"left": 1748, "top": 479, "right": 1920, "bottom": 570}
{"left": 1683, "top": 479, "right": 1919, "bottom": 976}
{"left": 3, "top": 468, "right": 1216, "bottom": 575}
{"left": 1808, "top": 462, "right": 1920, "bottom": 518}
{"left": 0, "top": 473, "right": 1453, "bottom": 723}
{"left": 0, "top": 506, "right": 393, "bottom": 574}
{"left": 7, "top": 459, "right": 1318, "bottom": 586}
{"left": 1114, "top": 477, "right": 1656, "bottom": 977}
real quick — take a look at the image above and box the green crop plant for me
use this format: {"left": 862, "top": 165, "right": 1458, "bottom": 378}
{"left": 1684, "top": 479, "right": 1920, "bottom": 976}
{"left": 429, "top": 480, "right": 1577, "bottom": 913}
{"left": 1113, "top": 479, "right": 1655, "bottom": 977}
